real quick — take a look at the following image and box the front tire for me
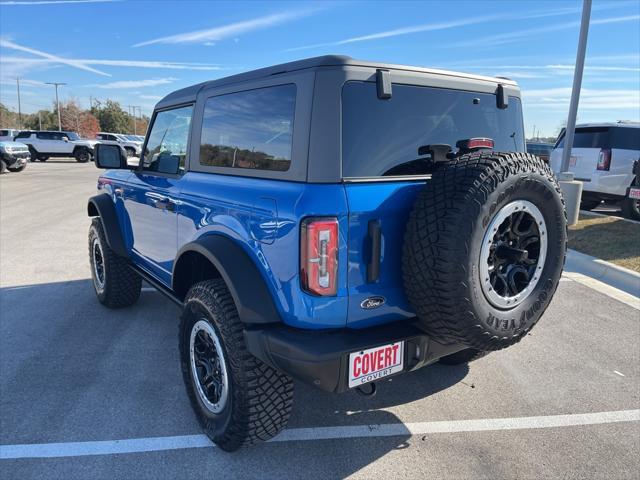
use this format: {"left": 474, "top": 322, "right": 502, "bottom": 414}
{"left": 179, "top": 279, "right": 293, "bottom": 451}
{"left": 0, "top": 159, "right": 7, "bottom": 174}
{"left": 88, "top": 218, "right": 141, "bottom": 308}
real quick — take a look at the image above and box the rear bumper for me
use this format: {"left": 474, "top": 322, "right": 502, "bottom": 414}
{"left": 244, "top": 320, "right": 465, "bottom": 393}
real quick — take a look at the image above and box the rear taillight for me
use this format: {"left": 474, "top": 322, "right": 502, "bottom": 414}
{"left": 597, "top": 148, "right": 611, "bottom": 171}
{"left": 301, "top": 218, "right": 338, "bottom": 296}
{"left": 456, "top": 137, "right": 495, "bottom": 152}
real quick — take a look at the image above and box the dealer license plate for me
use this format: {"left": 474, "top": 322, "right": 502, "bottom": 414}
{"left": 348, "top": 342, "right": 404, "bottom": 388}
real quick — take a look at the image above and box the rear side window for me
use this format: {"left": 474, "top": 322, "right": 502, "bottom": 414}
{"left": 199, "top": 84, "right": 296, "bottom": 172}
{"left": 342, "top": 82, "right": 525, "bottom": 178}
{"left": 15, "top": 132, "right": 31, "bottom": 139}
{"left": 0, "top": 130, "right": 8, "bottom": 136}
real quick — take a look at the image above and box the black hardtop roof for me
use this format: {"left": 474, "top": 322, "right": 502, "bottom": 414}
{"left": 158, "top": 55, "right": 518, "bottom": 107}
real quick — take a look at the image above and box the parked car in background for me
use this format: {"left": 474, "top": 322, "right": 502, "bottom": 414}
{"left": 0, "top": 141, "right": 30, "bottom": 173}
{"left": 95, "top": 132, "right": 142, "bottom": 157}
{"left": 526, "top": 142, "right": 553, "bottom": 163}
{"left": 550, "top": 121, "right": 640, "bottom": 219}
{"left": 0, "top": 129, "right": 21, "bottom": 142}
{"left": 14, "top": 130, "right": 98, "bottom": 162}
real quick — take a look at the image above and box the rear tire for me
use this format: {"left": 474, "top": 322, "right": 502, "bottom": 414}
{"left": 403, "top": 152, "right": 567, "bottom": 351}
{"left": 75, "top": 148, "right": 91, "bottom": 163}
{"left": 439, "top": 348, "right": 489, "bottom": 365}
{"left": 622, "top": 181, "right": 640, "bottom": 221}
{"left": 8, "top": 164, "right": 26, "bottom": 173}
{"left": 179, "top": 279, "right": 293, "bottom": 451}
{"left": 88, "top": 218, "right": 141, "bottom": 308}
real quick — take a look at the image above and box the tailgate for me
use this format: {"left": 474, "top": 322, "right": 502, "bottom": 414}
{"left": 551, "top": 147, "right": 600, "bottom": 181}
{"left": 344, "top": 181, "right": 424, "bottom": 328}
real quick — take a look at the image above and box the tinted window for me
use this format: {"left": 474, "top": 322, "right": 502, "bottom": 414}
{"left": 342, "top": 82, "right": 525, "bottom": 177}
{"left": 199, "top": 84, "right": 296, "bottom": 172}
{"left": 141, "top": 105, "right": 193, "bottom": 174}
{"left": 0, "top": 130, "right": 8, "bottom": 136}
{"left": 555, "top": 126, "right": 639, "bottom": 150}
{"left": 15, "top": 132, "right": 31, "bottom": 139}
{"left": 556, "top": 127, "right": 611, "bottom": 149}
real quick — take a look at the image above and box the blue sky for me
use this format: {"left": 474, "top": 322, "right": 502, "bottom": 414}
{"left": 0, "top": 0, "right": 638, "bottom": 137}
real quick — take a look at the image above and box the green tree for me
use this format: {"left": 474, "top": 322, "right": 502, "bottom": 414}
{"left": 0, "top": 103, "right": 20, "bottom": 129}
{"left": 92, "top": 100, "right": 131, "bottom": 133}
{"left": 23, "top": 109, "right": 58, "bottom": 131}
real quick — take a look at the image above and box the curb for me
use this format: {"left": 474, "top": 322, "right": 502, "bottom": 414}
{"left": 579, "top": 209, "right": 640, "bottom": 225}
{"left": 564, "top": 249, "right": 640, "bottom": 298}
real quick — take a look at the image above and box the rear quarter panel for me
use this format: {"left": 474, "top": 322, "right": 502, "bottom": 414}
{"left": 177, "top": 173, "right": 350, "bottom": 329}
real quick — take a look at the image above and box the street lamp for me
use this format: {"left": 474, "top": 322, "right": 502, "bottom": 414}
{"left": 45, "top": 82, "right": 67, "bottom": 131}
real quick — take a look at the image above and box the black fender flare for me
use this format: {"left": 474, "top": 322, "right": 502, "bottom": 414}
{"left": 87, "top": 193, "right": 127, "bottom": 257}
{"left": 173, "top": 236, "right": 281, "bottom": 324}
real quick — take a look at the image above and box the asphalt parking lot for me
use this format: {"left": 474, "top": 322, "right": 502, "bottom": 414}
{"left": 1, "top": 160, "right": 639, "bottom": 479}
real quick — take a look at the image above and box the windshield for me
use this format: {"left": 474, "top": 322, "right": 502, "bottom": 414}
{"left": 342, "top": 81, "right": 525, "bottom": 178}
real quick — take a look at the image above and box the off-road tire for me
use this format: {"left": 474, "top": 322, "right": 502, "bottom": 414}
{"left": 27, "top": 146, "right": 38, "bottom": 162}
{"left": 439, "top": 348, "right": 489, "bottom": 365}
{"left": 403, "top": 152, "right": 567, "bottom": 351}
{"left": 580, "top": 199, "right": 601, "bottom": 211}
{"left": 0, "top": 159, "right": 7, "bottom": 174}
{"left": 621, "top": 181, "right": 640, "bottom": 221}
{"left": 74, "top": 148, "right": 91, "bottom": 163}
{"left": 8, "top": 164, "right": 26, "bottom": 173}
{"left": 179, "top": 279, "right": 293, "bottom": 452}
{"left": 88, "top": 218, "right": 141, "bottom": 308}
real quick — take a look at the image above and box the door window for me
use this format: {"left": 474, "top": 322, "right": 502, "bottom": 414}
{"left": 141, "top": 105, "right": 193, "bottom": 175}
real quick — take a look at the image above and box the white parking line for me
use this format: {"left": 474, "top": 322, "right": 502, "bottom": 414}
{"left": 1, "top": 410, "right": 638, "bottom": 460}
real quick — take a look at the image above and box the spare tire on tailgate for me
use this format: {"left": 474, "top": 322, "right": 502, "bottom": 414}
{"left": 402, "top": 152, "right": 567, "bottom": 351}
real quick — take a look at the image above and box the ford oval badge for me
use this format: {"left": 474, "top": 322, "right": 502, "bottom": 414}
{"left": 360, "top": 296, "right": 386, "bottom": 309}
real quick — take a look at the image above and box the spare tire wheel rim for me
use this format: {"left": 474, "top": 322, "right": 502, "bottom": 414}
{"left": 480, "top": 200, "right": 547, "bottom": 309}
{"left": 190, "top": 319, "right": 229, "bottom": 414}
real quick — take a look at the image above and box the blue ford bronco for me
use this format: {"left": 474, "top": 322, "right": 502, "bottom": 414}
{"left": 88, "top": 56, "right": 567, "bottom": 451}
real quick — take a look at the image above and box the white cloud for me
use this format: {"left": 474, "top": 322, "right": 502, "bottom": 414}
{"left": 139, "top": 94, "right": 162, "bottom": 100}
{"left": 0, "top": 0, "right": 117, "bottom": 4}
{"left": 285, "top": 15, "right": 505, "bottom": 52}
{"left": 0, "top": 38, "right": 110, "bottom": 76}
{"left": 95, "top": 78, "right": 176, "bottom": 89}
{"left": 284, "top": 5, "right": 627, "bottom": 52}
{"left": 451, "top": 15, "right": 640, "bottom": 48}
{"left": 523, "top": 87, "right": 640, "bottom": 110}
{"left": 133, "top": 8, "right": 321, "bottom": 47}
{"left": 0, "top": 56, "right": 224, "bottom": 71}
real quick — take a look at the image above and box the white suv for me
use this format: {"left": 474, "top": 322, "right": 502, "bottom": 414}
{"left": 14, "top": 130, "right": 98, "bottom": 163}
{"left": 95, "top": 132, "right": 142, "bottom": 157}
{"left": 550, "top": 122, "right": 640, "bottom": 220}
{"left": 0, "top": 129, "right": 21, "bottom": 142}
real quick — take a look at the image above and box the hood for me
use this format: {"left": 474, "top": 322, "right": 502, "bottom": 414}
{"left": 73, "top": 139, "right": 98, "bottom": 147}
{"left": 0, "top": 141, "right": 29, "bottom": 151}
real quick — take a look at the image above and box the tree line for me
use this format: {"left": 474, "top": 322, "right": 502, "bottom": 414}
{"left": 0, "top": 100, "right": 149, "bottom": 139}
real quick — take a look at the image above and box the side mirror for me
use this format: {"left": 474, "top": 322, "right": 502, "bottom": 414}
{"left": 94, "top": 143, "right": 129, "bottom": 169}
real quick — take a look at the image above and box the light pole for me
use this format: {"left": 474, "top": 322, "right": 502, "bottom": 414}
{"left": 558, "top": 0, "right": 591, "bottom": 225}
{"left": 45, "top": 82, "right": 66, "bottom": 131}
{"left": 16, "top": 78, "right": 22, "bottom": 128}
